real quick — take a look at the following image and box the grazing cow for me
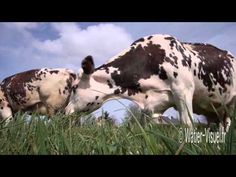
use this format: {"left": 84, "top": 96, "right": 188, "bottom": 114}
{"left": 65, "top": 34, "right": 236, "bottom": 130}
{"left": 0, "top": 68, "right": 78, "bottom": 123}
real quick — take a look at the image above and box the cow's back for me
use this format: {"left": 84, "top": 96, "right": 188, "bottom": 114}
{"left": 182, "top": 42, "right": 236, "bottom": 118}
{"left": 0, "top": 68, "right": 77, "bottom": 116}
{"left": 107, "top": 34, "right": 236, "bottom": 120}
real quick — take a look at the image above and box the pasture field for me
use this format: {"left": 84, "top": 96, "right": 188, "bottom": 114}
{"left": 0, "top": 109, "right": 235, "bottom": 155}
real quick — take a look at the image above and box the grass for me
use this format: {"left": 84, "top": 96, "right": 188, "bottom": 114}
{"left": 0, "top": 109, "right": 235, "bottom": 155}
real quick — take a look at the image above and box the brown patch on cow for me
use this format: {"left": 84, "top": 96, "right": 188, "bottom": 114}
{"left": 72, "top": 84, "right": 78, "bottom": 94}
{"left": 173, "top": 72, "right": 178, "bottom": 78}
{"left": 0, "top": 107, "right": 3, "bottom": 109}
{"left": 223, "top": 87, "right": 227, "bottom": 93}
{"left": 105, "top": 67, "right": 109, "bottom": 74}
{"left": 165, "top": 57, "right": 178, "bottom": 68}
{"left": 63, "top": 76, "right": 74, "bottom": 95}
{"left": 145, "top": 95, "right": 148, "bottom": 99}
{"left": 0, "top": 69, "right": 40, "bottom": 105}
{"left": 219, "top": 87, "right": 223, "bottom": 95}
{"left": 95, "top": 96, "right": 99, "bottom": 100}
{"left": 147, "top": 36, "right": 153, "bottom": 40}
{"left": 208, "top": 94, "right": 213, "bottom": 97}
{"left": 27, "top": 85, "right": 37, "bottom": 93}
{"left": 164, "top": 37, "right": 177, "bottom": 49}
{"left": 193, "top": 69, "right": 196, "bottom": 76}
{"left": 181, "top": 54, "right": 192, "bottom": 68}
{"left": 95, "top": 64, "right": 109, "bottom": 74}
{"left": 191, "top": 43, "right": 233, "bottom": 92}
{"left": 38, "top": 70, "right": 47, "bottom": 78}
{"left": 114, "top": 89, "right": 120, "bottom": 95}
{"left": 131, "top": 38, "right": 145, "bottom": 46}
{"left": 49, "top": 70, "right": 59, "bottom": 75}
{"left": 107, "top": 80, "right": 113, "bottom": 88}
{"left": 172, "top": 56, "right": 179, "bottom": 69}
{"left": 70, "top": 73, "right": 76, "bottom": 80}
{"left": 165, "top": 37, "right": 192, "bottom": 68}
{"left": 59, "top": 89, "right": 62, "bottom": 95}
{"left": 96, "top": 41, "right": 170, "bottom": 96}
{"left": 159, "top": 66, "right": 168, "bottom": 80}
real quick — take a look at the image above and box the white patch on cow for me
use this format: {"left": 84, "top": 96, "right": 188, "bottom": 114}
{"left": 93, "top": 67, "right": 120, "bottom": 85}
{"left": 209, "top": 73, "right": 217, "bottom": 84}
{"left": 152, "top": 113, "right": 162, "bottom": 123}
{"left": 225, "top": 117, "right": 231, "bottom": 132}
{"left": 90, "top": 76, "right": 114, "bottom": 94}
{"left": 200, "top": 67, "right": 206, "bottom": 75}
{"left": 135, "top": 75, "right": 174, "bottom": 114}
{"left": 227, "top": 51, "right": 235, "bottom": 59}
{"left": 221, "top": 70, "right": 228, "bottom": 82}
{"left": 138, "top": 75, "right": 169, "bottom": 91}
{"left": 108, "top": 67, "right": 120, "bottom": 74}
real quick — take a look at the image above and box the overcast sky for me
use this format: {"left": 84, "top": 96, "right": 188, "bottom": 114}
{"left": 1, "top": 22, "right": 236, "bottom": 123}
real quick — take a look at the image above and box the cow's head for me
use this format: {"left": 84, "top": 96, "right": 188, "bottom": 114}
{"left": 65, "top": 55, "right": 111, "bottom": 115}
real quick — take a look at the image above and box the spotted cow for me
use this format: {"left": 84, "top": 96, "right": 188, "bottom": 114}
{"left": 65, "top": 34, "right": 236, "bottom": 130}
{"left": 0, "top": 68, "right": 78, "bottom": 123}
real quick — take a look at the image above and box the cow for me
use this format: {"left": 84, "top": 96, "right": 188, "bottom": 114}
{"left": 0, "top": 68, "right": 78, "bottom": 123}
{"left": 65, "top": 34, "right": 236, "bottom": 130}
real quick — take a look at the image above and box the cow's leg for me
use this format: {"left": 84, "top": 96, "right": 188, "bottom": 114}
{"left": 140, "top": 109, "right": 147, "bottom": 126}
{"left": 142, "top": 112, "right": 164, "bottom": 124}
{"left": 221, "top": 97, "right": 236, "bottom": 132}
{"left": 225, "top": 117, "right": 231, "bottom": 132}
{"left": 172, "top": 86, "right": 194, "bottom": 128}
{"left": 48, "top": 106, "right": 56, "bottom": 117}
{"left": 152, "top": 113, "right": 163, "bottom": 124}
{"left": 143, "top": 90, "right": 174, "bottom": 124}
{"left": 140, "top": 109, "right": 152, "bottom": 126}
{"left": 35, "top": 102, "right": 48, "bottom": 115}
{"left": 140, "top": 111, "right": 165, "bottom": 125}
{"left": 202, "top": 112, "right": 220, "bottom": 127}
{"left": 218, "top": 112, "right": 231, "bottom": 132}
{"left": 44, "top": 95, "right": 67, "bottom": 117}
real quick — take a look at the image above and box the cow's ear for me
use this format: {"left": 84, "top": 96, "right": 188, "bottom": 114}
{"left": 81, "top": 55, "right": 95, "bottom": 75}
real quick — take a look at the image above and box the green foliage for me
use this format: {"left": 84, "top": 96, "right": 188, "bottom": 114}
{"left": 0, "top": 105, "right": 235, "bottom": 155}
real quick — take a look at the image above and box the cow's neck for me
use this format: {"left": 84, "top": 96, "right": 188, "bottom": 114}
{"left": 91, "top": 68, "right": 136, "bottom": 103}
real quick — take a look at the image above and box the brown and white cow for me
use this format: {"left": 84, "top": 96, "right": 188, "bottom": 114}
{"left": 65, "top": 34, "right": 236, "bottom": 130}
{"left": 0, "top": 68, "right": 78, "bottom": 123}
